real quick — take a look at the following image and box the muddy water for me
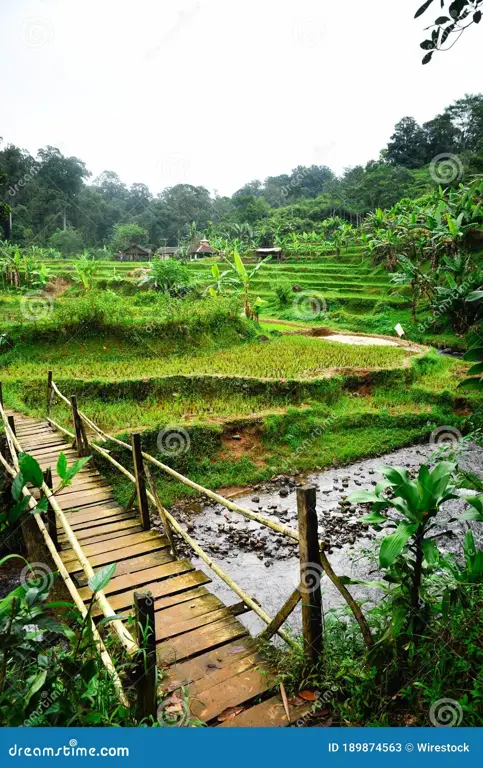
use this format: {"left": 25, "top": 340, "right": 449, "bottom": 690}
{"left": 168, "top": 443, "right": 483, "bottom": 636}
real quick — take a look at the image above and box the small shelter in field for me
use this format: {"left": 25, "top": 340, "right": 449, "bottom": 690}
{"left": 256, "top": 247, "right": 283, "bottom": 262}
{"left": 189, "top": 239, "right": 218, "bottom": 260}
{"left": 156, "top": 246, "right": 179, "bottom": 260}
{"left": 115, "top": 244, "right": 152, "bottom": 262}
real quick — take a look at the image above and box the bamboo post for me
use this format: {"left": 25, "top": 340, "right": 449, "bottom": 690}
{"left": 145, "top": 464, "right": 177, "bottom": 557}
{"left": 259, "top": 587, "right": 301, "bottom": 641}
{"left": 70, "top": 396, "right": 87, "bottom": 456}
{"left": 131, "top": 433, "right": 150, "bottom": 531}
{"left": 43, "top": 468, "right": 58, "bottom": 551}
{"left": 47, "top": 370, "right": 53, "bottom": 414}
{"left": 7, "top": 415, "right": 16, "bottom": 437}
{"left": 134, "top": 591, "right": 157, "bottom": 720}
{"left": 297, "top": 485, "right": 323, "bottom": 663}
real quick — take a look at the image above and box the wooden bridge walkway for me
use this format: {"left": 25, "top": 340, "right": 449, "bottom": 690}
{"left": 10, "top": 411, "right": 309, "bottom": 727}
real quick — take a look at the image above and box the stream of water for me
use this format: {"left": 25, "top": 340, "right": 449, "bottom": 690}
{"left": 167, "top": 441, "right": 483, "bottom": 636}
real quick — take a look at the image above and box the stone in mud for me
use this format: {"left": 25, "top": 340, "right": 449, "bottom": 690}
{"left": 232, "top": 434, "right": 242, "bottom": 441}
{"left": 279, "top": 488, "right": 289, "bottom": 498}
{"left": 251, "top": 496, "right": 260, "bottom": 503}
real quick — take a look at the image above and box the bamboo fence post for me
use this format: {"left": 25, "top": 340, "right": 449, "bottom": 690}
{"left": 297, "top": 485, "right": 323, "bottom": 663}
{"left": 134, "top": 591, "right": 157, "bottom": 721}
{"left": 70, "top": 396, "right": 88, "bottom": 456}
{"left": 7, "top": 415, "right": 16, "bottom": 437}
{"left": 258, "top": 587, "right": 301, "bottom": 641}
{"left": 144, "top": 464, "right": 177, "bottom": 558}
{"left": 131, "top": 433, "right": 150, "bottom": 531}
{"left": 47, "top": 370, "right": 53, "bottom": 414}
{"left": 43, "top": 468, "right": 58, "bottom": 551}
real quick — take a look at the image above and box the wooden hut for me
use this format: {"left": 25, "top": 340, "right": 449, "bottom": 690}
{"left": 255, "top": 247, "right": 283, "bottom": 262}
{"left": 115, "top": 244, "right": 152, "bottom": 262}
{"left": 189, "top": 239, "right": 218, "bottom": 260}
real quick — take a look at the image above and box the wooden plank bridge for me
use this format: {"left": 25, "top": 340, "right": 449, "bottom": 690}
{"left": 4, "top": 408, "right": 313, "bottom": 727}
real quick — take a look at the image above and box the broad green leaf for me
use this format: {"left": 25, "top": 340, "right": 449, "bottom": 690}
{"left": 347, "top": 491, "right": 383, "bottom": 504}
{"left": 18, "top": 453, "right": 44, "bottom": 487}
{"left": 88, "top": 563, "right": 116, "bottom": 594}
{"left": 33, "top": 497, "right": 49, "bottom": 514}
{"left": 457, "top": 377, "right": 483, "bottom": 391}
{"left": 57, "top": 452, "right": 68, "bottom": 480}
{"left": 361, "top": 510, "right": 388, "bottom": 525}
{"left": 25, "top": 670, "right": 47, "bottom": 705}
{"left": 466, "top": 290, "right": 483, "bottom": 302}
{"left": 379, "top": 522, "right": 418, "bottom": 568}
{"left": 422, "top": 538, "right": 439, "bottom": 566}
{"left": 467, "top": 362, "right": 483, "bottom": 376}
{"left": 463, "top": 346, "right": 483, "bottom": 362}
{"left": 11, "top": 471, "right": 25, "bottom": 502}
{"left": 61, "top": 456, "right": 92, "bottom": 487}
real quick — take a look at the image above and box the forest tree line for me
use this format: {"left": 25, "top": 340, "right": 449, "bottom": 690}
{"left": 1, "top": 94, "right": 482, "bottom": 253}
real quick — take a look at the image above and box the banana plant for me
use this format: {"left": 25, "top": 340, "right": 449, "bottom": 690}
{"left": 222, "top": 249, "right": 270, "bottom": 319}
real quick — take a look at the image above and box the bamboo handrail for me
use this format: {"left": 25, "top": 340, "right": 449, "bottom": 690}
{"left": 0, "top": 441, "right": 129, "bottom": 707}
{"left": 49, "top": 378, "right": 373, "bottom": 648}
{"left": 0, "top": 404, "right": 137, "bottom": 655}
{"left": 87, "top": 441, "right": 296, "bottom": 647}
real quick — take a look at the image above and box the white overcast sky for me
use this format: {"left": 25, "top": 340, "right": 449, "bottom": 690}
{"left": 1, "top": 0, "right": 482, "bottom": 196}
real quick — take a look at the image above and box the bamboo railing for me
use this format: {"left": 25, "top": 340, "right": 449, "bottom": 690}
{"left": 47, "top": 374, "right": 373, "bottom": 650}
{"left": 0, "top": 402, "right": 131, "bottom": 708}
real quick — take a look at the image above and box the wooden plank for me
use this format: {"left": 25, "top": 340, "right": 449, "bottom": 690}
{"left": 156, "top": 606, "right": 235, "bottom": 641}
{"left": 57, "top": 489, "right": 114, "bottom": 509}
{"left": 157, "top": 617, "right": 248, "bottom": 666}
{"left": 64, "top": 504, "right": 127, "bottom": 526}
{"left": 61, "top": 530, "right": 165, "bottom": 563}
{"left": 216, "top": 694, "right": 312, "bottom": 728}
{"left": 90, "top": 570, "right": 212, "bottom": 617}
{"left": 189, "top": 654, "right": 262, "bottom": 697}
{"left": 75, "top": 548, "right": 174, "bottom": 586}
{"left": 58, "top": 517, "right": 140, "bottom": 543}
{"left": 162, "top": 638, "right": 255, "bottom": 691}
{"left": 155, "top": 593, "right": 224, "bottom": 627}
{"left": 68, "top": 538, "right": 170, "bottom": 574}
{"left": 190, "top": 665, "right": 272, "bottom": 723}
{"left": 78, "top": 559, "right": 194, "bottom": 599}
{"left": 153, "top": 585, "right": 211, "bottom": 613}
